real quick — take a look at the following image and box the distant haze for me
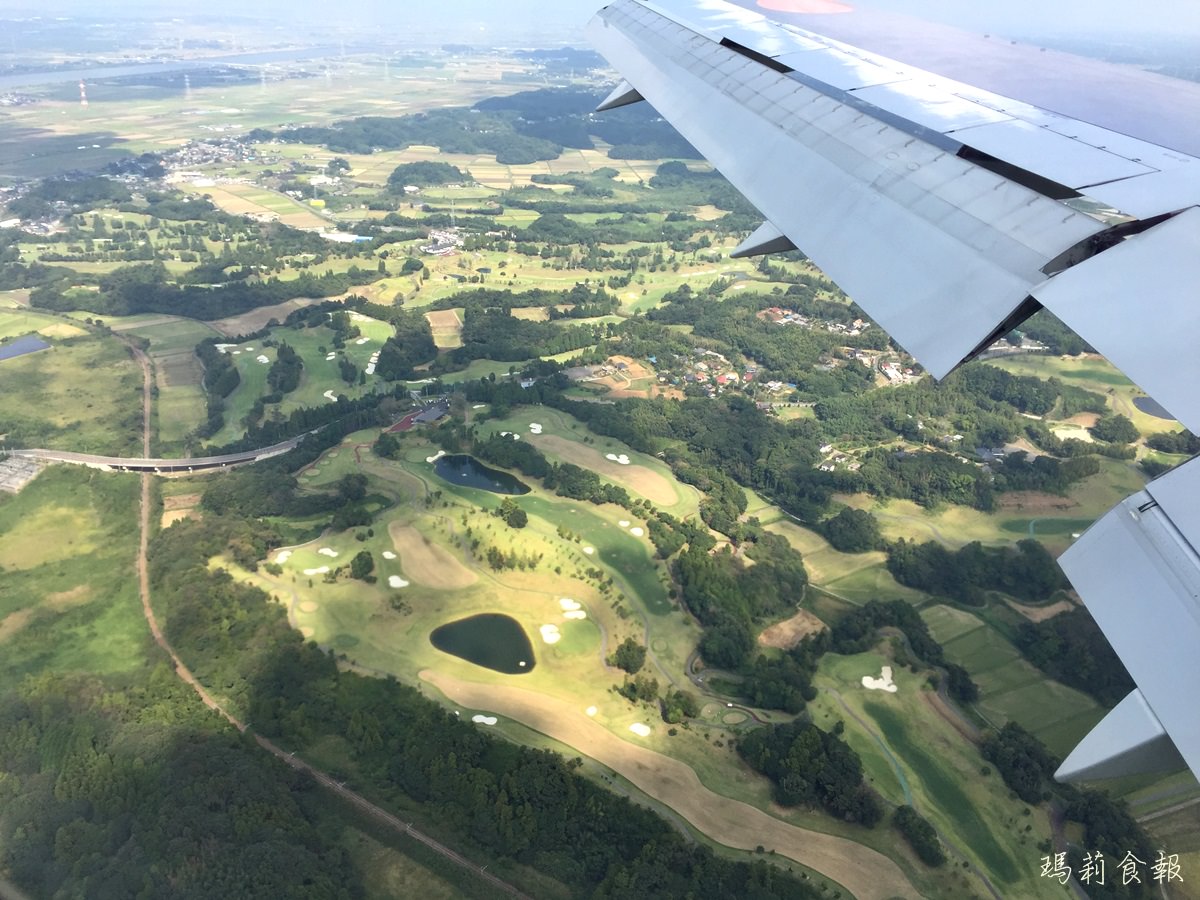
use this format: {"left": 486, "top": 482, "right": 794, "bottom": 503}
{"left": 0, "top": 0, "right": 1195, "bottom": 42}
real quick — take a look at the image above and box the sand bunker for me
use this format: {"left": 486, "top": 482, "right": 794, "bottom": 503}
{"left": 563, "top": 610, "right": 587, "bottom": 620}
{"left": 529, "top": 422, "right": 543, "bottom": 434}
{"left": 586, "top": 705, "right": 598, "bottom": 717}
{"left": 244, "top": 347, "right": 254, "bottom": 352}
{"left": 388, "top": 575, "right": 409, "bottom": 588}
{"left": 318, "top": 547, "right": 338, "bottom": 558}
{"left": 605, "top": 453, "right": 631, "bottom": 465}
{"left": 583, "top": 547, "right": 595, "bottom": 555}
{"left": 355, "top": 337, "right": 370, "bottom": 345}
{"left": 274, "top": 550, "right": 292, "bottom": 564}
{"left": 618, "top": 520, "right": 631, "bottom": 528}
{"left": 215, "top": 343, "right": 235, "bottom": 353}
{"left": 539, "top": 624, "right": 562, "bottom": 644}
{"left": 323, "top": 390, "right": 338, "bottom": 401}
{"left": 232, "top": 350, "right": 241, "bottom": 355}
{"left": 325, "top": 352, "right": 336, "bottom": 361}
{"left": 629, "top": 723, "right": 651, "bottom": 737}
{"left": 472, "top": 404, "right": 486, "bottom": 409}
{"left": 298, "top": 601, "right": 319, "bottom": 613}
{"left": 629, "top": 527, "right": 644, "bottom": 537}
{"left": 499, "top": 431, "right": 521, "bottom": 441}
{"left": 471, "top": 714, "right": 498, "bottom": 725}
{"left": 302, "top": 566, "right": 329, "bottom": 576}
{"left": 862, "top": 666, "right": 898, "bottom": 693}
{"left": 425, "top": 450, "right": 446, "bottom": 463}
{"left": 559, "top": 598, "right": 581, "bottom": 611}
{"left": 382, "top": 551, "right": 397, "bottom": 560}
{"left": 256, "top": 355, "right": 269, "bottom": 364}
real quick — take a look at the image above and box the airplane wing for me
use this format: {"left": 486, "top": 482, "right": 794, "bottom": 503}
{"left": 588, "top": 0, "right": 1200, "bottom": 783}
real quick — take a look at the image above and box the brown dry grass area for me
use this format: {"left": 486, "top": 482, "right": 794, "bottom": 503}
{"left": 420, "top": 670, "right": 917, "bottom": 900}
{"left": 510, "top": 307, "right": 550, "bottom": 322}
{"left": 208, "top": 297, "right": 331, "bottom": 336}
{"left": 388, "top": 523, "right": 476, "bottom": 589}
{"left": 1006, "top": 597, "right": 1076, "bottom": 623}
{"left": 161, "top": 493, "right": 201, "bottom": 529}
{"left": 1063, "top": 412, "right": 1101, "bottom": 427}
{"left": 161, "top": 508, "right": 200, "bottom": 528}
{"left": 424, "top": 309, "right": 462, "bottom": 329}
{"left": 995, "top": 492, "right": 1079, "bottom": 513}
{"left": 38, "top": 322, "right": 86, "bottom": 338}
{"left": 757, "top": 608, "right": 827, "bottom": 649}
{"left": 533, "top": 434, "right": 677, "bottom": 507}
{"left": 163, "top": 493, "right": 201, "bottom": 511}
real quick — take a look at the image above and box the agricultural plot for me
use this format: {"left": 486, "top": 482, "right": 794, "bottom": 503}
{"left": 423, "top": 308, "right": 464, "bottom": 349}
{"left": 119, "top": 317, "right": 219, "bottom": 447}
{"left": 0, "top": 309, "right": 87, "bottom": 341}
{"left": 180, "top": 181, "right": 331, "bottom": 229}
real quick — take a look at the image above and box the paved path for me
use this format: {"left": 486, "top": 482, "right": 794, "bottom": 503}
{"left": 10, "top": 436, "right": 305, "bottom": 472}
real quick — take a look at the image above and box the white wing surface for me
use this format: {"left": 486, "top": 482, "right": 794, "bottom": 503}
{"left": 589, "top": 0, "right": 1200, "bottom": 783}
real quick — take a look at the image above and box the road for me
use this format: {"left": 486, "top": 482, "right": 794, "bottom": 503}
{"left": 9, "top": 436, "right": 305, "bottom": 472}
{"left": 122, "top": 339, "right": 530, "bottom": 899}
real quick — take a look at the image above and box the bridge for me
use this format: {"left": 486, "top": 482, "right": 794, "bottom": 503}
{"left": 8, "top": 435, "right": 306, "bottom": 474}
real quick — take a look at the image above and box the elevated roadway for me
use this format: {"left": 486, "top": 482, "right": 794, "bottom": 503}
{"left": 8, "top": 435, "right": 305, "bottom": 473}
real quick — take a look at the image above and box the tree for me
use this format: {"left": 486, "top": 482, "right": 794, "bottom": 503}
{"left": 609, "top": 637, "right": 646, "bottom": 674}
{"left": 820, "top": 507, "right": 883, "bottom": 552}
{"left": 1090, "top": 414, "right": 1139, "bottom": 444}
{"left": 350, "top": 550, "right": 374, "bottom": 580}
{"left": 326, "top": 157, "right": 351, "bottom": 176}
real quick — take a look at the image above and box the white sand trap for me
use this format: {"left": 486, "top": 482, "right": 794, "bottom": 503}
{"left": 388, "top": 575, "right": 409, "bottom": 588}
{"left": 583, "top": 547, "right": 595, "bottom": 555}
{"left": 472, "top": 714, "right": 498, "bottom": 725}
{"left": 539, "top": 624, "right": 562, "bottom": 645}
{"left": 862, "top": 666, "right": 898, "bottom": 693}
{"left": 586, "top": 706, "right": 598, "bottom": 717}
{"left": 616, "top": 455, "right": 630, "bottom": 465}
{"left": 318, "top": 547, "right": 338, "bottom": 558}
{"left": 382, "top": 551, "right": 397, "bottom": 560}
{"left": 245, "top": 347, "right": 255, "bottom": 352}
{"left": 300, "top": 626, "right": 315, "bottom": 638}
{"left": 325, "top": 353, "right": 336, "bottom": 361}
{"left": 365, "top": 364, "right": 376, "bottom": 375}
{"left": 559, "top": 598, "right": 581, "bottom": 611}
{"left": 619, "top": 520, "right": 631, "bottom": 528}
{"left": 564, "top": 610, "right": 587, "bottom": 620}
{"left": 518, "top": 661, "right": 527, "bottom": 667}
{"left": 256, "top": 355, "right": 269, "bottom": 364}
{"left": 215, "top": 343, "right": 234, "bottom": 353}
{"left": 426, "top": 450, "right": 446, "bottom": 463}
{"left": 529, "top": 423, "right": 543, "bottom": 434}
{"left": 606, "top": 453, "right": 618, "bottom": 461}
{"left": 323, "top": 390, "right": 338, "bottom": 401}
{"left": 629, "top": 527, "right": 644, "bottom": 537}
{"left": 629, "top": 723, "right": 651, "bottom": 737}
{"left": 302, "top": 566, "right": 329, "bottom": 576}
{"left": 473, "top": 404, "right": 486, "bottom": 409}
{"left": 274, "top": 550, "right": 292, "bottom": 564}
{"left": 298, "top": 601, "right": 319, "bottom": 613}
{"left": 355, "top": 337, "right": 369, "bottom": 345}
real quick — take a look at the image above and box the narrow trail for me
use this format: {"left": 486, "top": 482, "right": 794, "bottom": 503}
{"left": 126, "top": 342, "right": 530, "bottom": 900}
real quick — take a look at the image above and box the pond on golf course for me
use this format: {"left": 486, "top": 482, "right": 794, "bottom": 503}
{"left": 434, "top": 454, "right": 530, "bottom": 494}
{"left": 429, "top": 613, "right": 536, "bottom": 674}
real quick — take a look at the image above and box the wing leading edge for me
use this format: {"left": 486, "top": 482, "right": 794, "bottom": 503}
{"left": 589, "top": 0, "right": 1200, "bottom": 784}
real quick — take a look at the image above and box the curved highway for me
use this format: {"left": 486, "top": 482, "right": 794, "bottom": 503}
{"left": 8, "top": 435, "right": 307, "bottom": 473}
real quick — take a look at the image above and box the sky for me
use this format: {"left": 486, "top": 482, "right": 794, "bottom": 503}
{"left": 0, "top": 0, "right": 1196, "bottom": 41}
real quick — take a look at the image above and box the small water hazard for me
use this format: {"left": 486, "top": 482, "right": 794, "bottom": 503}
{"left": 0, "top": 334, "right": 50, "bottom": 362}
{"left": 434, "top": 454, "right": 529, "bottom": 495}
{"left": 1133, "top": 396, "right": 1174, "bottom": 421}
{"left": 430, "top": 613, "right": 536, "bottom": 675}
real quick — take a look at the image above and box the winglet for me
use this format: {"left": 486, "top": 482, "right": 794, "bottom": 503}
{"left": 731, "top": 221, "right": 797, "bottom": 258}
{"left": 1056, "top": 689, "right": 1187, "bottom": 782}
{"left": 596, "top": 80, "right": 644, "bottom": 112}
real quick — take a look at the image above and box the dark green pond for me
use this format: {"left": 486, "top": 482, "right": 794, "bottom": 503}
{"left": 1133, "top": 396, "right": 1174, "bottom": 420}
{"left": 429, "top": 613, "right": 536, "bottom": 674}
{"left": 434, "top": 454, "right": 529, "bottom": 494}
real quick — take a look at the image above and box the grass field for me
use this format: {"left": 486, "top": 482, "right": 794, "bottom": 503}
{"left": 0, "top": 309, "right": 87, "bottom": 341}
{"left": 0, "top": 467, "right": 144, "bottom": 680}
{"left": 0, "top": 330, "right": 143, "bottom": 455}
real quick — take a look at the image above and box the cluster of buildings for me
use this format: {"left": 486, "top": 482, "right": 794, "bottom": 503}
{"left": 0, "top": 92, "right": 35, "bottom": 107}
{"left": 161, "top": 136, "right": 263, "bottom": 172}
{"left": 816, "top": 444, "right": 863, "bottom": 473}
{"left": 420, "top": 228, "right": 464, "bottom": 256}
{"left": 757, "top": 305, "right": 871, "bottom": 337}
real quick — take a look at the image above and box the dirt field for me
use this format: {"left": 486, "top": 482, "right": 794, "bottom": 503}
{"left": 1006, "top": 597, "right": 1076, "bottom": 623}
{"left": 757, "top": 608, "right": 827, "bottom": 650}
{"left": 994, "top": 491, "right": 1080, "bottom": 513}
{"left": 388, "top": 523, "right": 477, "bottom": 589}
{"left": 420, "top": 670, "right": 918, "bottom": 900}
{"left": 510, "top": 306, "right": 550, "bottom": 321}
{"left": 533, "top": 434, "right": 678, "bottom": 507}
{"left": 423, "top": 308, "right": 464, "bottom": 349}
{"left": 208, "top": 297, "right": 333, "bottom": 336}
